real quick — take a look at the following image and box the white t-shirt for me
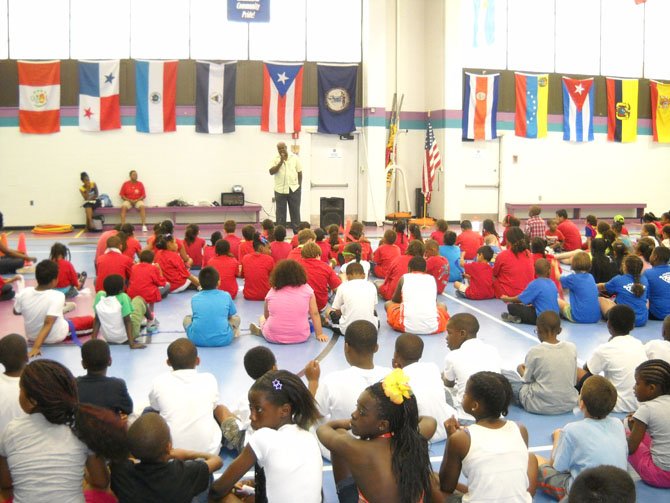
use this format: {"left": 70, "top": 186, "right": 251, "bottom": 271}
{"left": 403, "top": 362, "right": 456, "bottom": 442}
{"left": 0, "top": 373, "right": 26, "bottom": 435}
{"left": 331, "top": 278, "right": 378, "bottom": 333}
{"left": 248, "top": 424, "right": 322, "bottom": 503}
{"left": 645, "top": 339, "right": 670, "bottom": 365}
{"left": 402, "top": 273, "right": 439, "bottom": 334}
{"left": 0, "top": 413, "right": 90, "bottom": 503}
{"left": 587, "top": 335, "right": 647, "bottom": 413}
{"left": 14, "top": 288, "right": 69, "bottom": 343}
{"left": 149, "top": 369, "right": 221, "bottom": 454}
{"left": 633, "top": 394, "right": 670, "bottom": 471}
{"left": 340, "top": 260, "right": 371, "bottom": 279}
{"left": 444, "top": 338, "right": 501, "bottom": 418}
{"left": 94, "top": 294, "right": 130, "bottom": 344}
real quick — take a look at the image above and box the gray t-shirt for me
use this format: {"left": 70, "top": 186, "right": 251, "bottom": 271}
{"left": 519, "top": 341, "right": 579, "bottom": 414}
{"left": 633, "top": 394, "right": 670, "bottom": 471}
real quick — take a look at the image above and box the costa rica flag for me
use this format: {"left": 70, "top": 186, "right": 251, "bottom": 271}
{"left": 261, "top": 62, "right": 303, "bottom": 133}
{"left": 462, "top": 72, "right": 499, "bottom": 141}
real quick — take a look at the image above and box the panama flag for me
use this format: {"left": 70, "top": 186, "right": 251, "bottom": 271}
{"left": 135, "top": 60, "right": 177, "bottom": 133}
{"left": 18, "top": 60, "right": 60, "bottom": 134}
{"left": 195, "top": 61, "right": 237, "bottom": 134}
{"left": 78, "top": 60, "right": 121, "bottom": 132}
{"left": 261, "top": 62, "right": 303, "bottom": 133}
{"left": 515, "top": 73, "right": 549, "bottom": 139}
{"left": 462, "top": 72, "right": 499, "bottom": 140}
{"left": 562, "top": 77, "right": 594, "bottom": 142}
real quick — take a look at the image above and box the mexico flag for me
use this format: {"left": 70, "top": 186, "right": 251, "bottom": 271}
{"left": 18, "top": 60, "right": 60, "bottom": 134}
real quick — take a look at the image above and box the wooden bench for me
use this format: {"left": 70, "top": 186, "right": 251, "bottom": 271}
{"left": 96, "top": 204, "right": 262, "bottom": 225}
{"left": 505, "top": 203, "right": 646, "bottom": 221}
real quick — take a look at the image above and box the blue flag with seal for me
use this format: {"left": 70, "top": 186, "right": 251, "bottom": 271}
{"left": 317, "top": 64, "right": 358, "bottom": 135}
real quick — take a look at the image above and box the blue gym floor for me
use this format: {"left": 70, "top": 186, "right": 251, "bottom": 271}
{"left": 0, "top": 226, "right": 666, "bottom": 502}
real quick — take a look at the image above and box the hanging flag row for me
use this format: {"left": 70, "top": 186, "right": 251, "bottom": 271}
{"left": 462, "top": 72, "right": 670, "bottom": 144}
{"left": 16, "top": 60, "right": 358, "bottom": 136}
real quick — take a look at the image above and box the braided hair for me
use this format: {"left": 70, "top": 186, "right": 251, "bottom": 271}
{"left": 367, "top": 382, "right": 431, "bottom": 503}
{"left": 623, "top": 255, "right": 645, "bottom": 297}
{"left": 20, "top": 359, "right": 128, "bottom": 460}
{"left": 636, "top": 359, "right": 670, "bottom": 395}
{"left": 467, "top": 371, "right": 513, "bottom": 418}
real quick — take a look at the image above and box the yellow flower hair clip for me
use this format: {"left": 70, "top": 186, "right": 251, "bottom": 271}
{"left": 382, "top": 369, "right": 412, "bottom": 405}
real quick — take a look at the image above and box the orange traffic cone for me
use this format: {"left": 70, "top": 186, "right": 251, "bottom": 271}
{"left": 0, "top": 232, "right": 7, "bottom": 256}
{"left": 17, "top": 232, "right": 32, "bottom": 266}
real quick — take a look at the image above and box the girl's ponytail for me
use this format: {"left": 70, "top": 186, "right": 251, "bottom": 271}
{"left": 624, "top": 255, "right": 645, "bottom": 297}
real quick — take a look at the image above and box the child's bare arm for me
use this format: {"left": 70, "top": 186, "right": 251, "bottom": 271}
{"left": 210, "top": 445, "right": 257, "bottom": 500}
{"left": 500, "top": 295, "right": 520, "bottom": 303}
{"left": 390, "top": 278, "right": 404, "bottom": 304}
{"left": 91, "top": 316, "right": 100, "bottom": 339}
{"left": 316, "top": 421, "right": 356, "bottom": 456}
{"left": 527, "top": 453, "right": 539, "bottom": 496}
{"left": 418, "top": 416, "right": 437, "bottom": 441}
{"left": 85, "top": 454, "right": 110, "bottom": 489}
{"left": 0, "top": 456, "right": 12, "bottom": 491}
{"left": 439, "top": 429, "right": 469, "bottom": 493}
{"left": 304, "top": 360, "right": 321, "bottom": 397}
{"left": 308, "top": 295, "right": 328, "bottom": 342}
{"left": 170, "top": 448, "right": 223, "bottom": 473}
{"left": 28, "top": 315, "right": 57, "bottom": 358}
{"left": 627, "top": 416, "right": 647, "bottom": 454}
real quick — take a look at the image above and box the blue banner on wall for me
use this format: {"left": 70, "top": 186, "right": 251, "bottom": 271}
{"left": 228, "top": 0, "right": 270, "bottom": 22}
{"left": 317, "top": 64, "right": 358, "bottom": 135}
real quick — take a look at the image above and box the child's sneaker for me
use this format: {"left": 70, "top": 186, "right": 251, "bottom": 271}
{"left": 145, "top": 318, "right": 159, "bottom": 333}
{"left": 78, "top": 271, "right": 87, "bottom": 289}
{"left": 501, "top": 312, "right": 522, "bottom": 324}
{"left": 455, "top": 289, "right": 467, "bottom": 298}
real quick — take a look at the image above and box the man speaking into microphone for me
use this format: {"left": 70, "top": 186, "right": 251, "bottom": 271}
{"left": 268, "top": 142, "right": 302, "bottom": 234}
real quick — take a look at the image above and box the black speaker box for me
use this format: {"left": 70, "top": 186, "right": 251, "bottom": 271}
{"left": 221, "top": 192, "right": 245, "bottom": 206}
{"left": 415, "top": 188, "right": 425, "bottom": 218}
{"left": 320, "top": 197, "right": 344, "bottom": 229}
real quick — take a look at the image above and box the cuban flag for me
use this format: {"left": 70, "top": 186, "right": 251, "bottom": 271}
{"left": 135, "top": 60, "right": 177, "bottom": 133}
{"left": 515, "top": 73, "right": 549, "bottom": 139}
{"left": 462, "top": 72, "right": 499, "bottom": 141}
{"left": 18, "top": 60, "right": 60, "bottom": 134}
{"left": 562, "top": 77, "right": 594, "bottom": 142}
{"left": 261, "top": 62, "right": 303, "bottom": 133}
{"left": 78, "top": 60, "right": 121, "bottom": 132}
{"left": 195, "top": 61, "right": 236, "bottom": 134}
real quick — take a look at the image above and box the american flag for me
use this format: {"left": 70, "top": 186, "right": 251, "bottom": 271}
{"left": 422, "top": 119, "right": 441, "bottom": 204}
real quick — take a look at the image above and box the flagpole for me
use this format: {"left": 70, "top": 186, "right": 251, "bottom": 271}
{"left": 422, "top": 110, "right": 430, "bottom": 228}
{"left": 411, "top": 110, "right": 435, "bottom": 230}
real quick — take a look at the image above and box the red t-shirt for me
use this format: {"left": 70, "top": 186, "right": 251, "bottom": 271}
{"left": 119, "top": 181, "right": 146, "bottom": 200}
{"left": 463, "top": 262, "right": 494, "bottom": 300}
{"left": 224, "top": 234, "right": 241, "bottom": 260}
{"left": 184, "top": 237, "right": 206, "bottom": 268}
{"left": 242, "top": 252, "right": 275, "bottom": 300}
{"left": 316, "top": 241, "right": 331, "bottom": 263}
{"left": 55, "top": 258, "right": 78, "bottom": 288}
{"left": 154, "top": 249, "right": 189, "bottom": 291}
{"left": 395, "top": 234, "right": 409, "bottom": 254}
{"left": 328, "top": 238, "right": 345, "bottom": 261}
{"left": 373, "top": 244, "right": 401, "bottom": 278}
{"left": 557, "top": 220, "right": 582, "bottom": 251}
{"left": 501, "top": 227, "right": 510, "bottom": 247}
{"left": 379, "top": 255, "right": 413, "bottom": 300}
{"left": 123, "top": 237, "right": 142, "bottom": 260}
{"left": 544, "top": 229, "right": 565, "bottom": 244}
{"left": 455, "top": 230, "right": 484, "bottom": 260}
{"left": 95, "top": 250, "right": 133, "bottom": 292}
{"left": 270, "top": 241, "right": 292, "bottom": 263}
{"left": 430, "top": 230, "right": 445, "bottom": 244}
{"left": 127, "top": 262, "right": 166, "bottom": 303}
{"left": 95, "top": 230, "right": 119, "bottom": 265}
{"left": 238, "top": 240, "right": 254, "bottom": 263}
{"left": 290, "top": 235, "right": 299, "bottom": 248}
{"left": 287, "top": 247, "right": 304, "bottom": 262}
{"left": 208, "top": 255, "right": 240, "bottom": 299}
{"left": 492, "top": 249, "right": 534, "bottom": 298}
{"left": 203, "top": 245, "right": 216, "bottom": 267}
{"left": 301, "top": 257, "right": 342, "bottom": 310}
{"left": 426, "top": 255, "right": 450, "bottom": 294}
{"left": 345, "top": 238, "right": 372, "bottom": 261}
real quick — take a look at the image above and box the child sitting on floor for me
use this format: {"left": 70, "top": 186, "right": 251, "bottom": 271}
{"left": 314, "top": 227, "right": 331, "bottom": 263}
{"left": 290, "top": 221, "right": 312, "bottom": 248}
{"left": 626, "top": 359, "right": 670, "bottom": 488}
{"left": 0, "top": 334, "right": 28, "bottom": 433}
{"left": 154, "top": 234, "right": 200, "bottom": 293}
{"left": 223, "top": 219, "right": 241, "bottom": 259}
{"left": 301, "top": 242, "right": 342, "bottom": 312}
{"left": 270, "top": 225, "right": 292, "bottom": 263}
{"left": 120, "top": 223, "right": 141, "bottom": 261}
{"left": 430, "top": 218, "right": 448, "bottom": 244}
{"left": 261, "top": 218, "right": 275, "bottom": 242}
{"left": 95, "top": 235, "right": 133, "bottom": 292}
{"left": 207, "top": 238, "right": 240, "bottom": 299}
{"left": 545, "top": 218, "right": 565, "bottom": 252}
{"left": 184, "top": 266, "right": 240, "bottom": 347}
{"left": 645, "top": 315, "right": 670, "bottom": 364}
{"left": 393, "top": 219, "right": 409, "bottom": 254}
{"left": 424, "top": 239, "right": 449, "bottom": 295}
{"left": 558, "top": 251, "right": 601, "bottom": 324}
{"left": 241, "top": 233, "right": 275, "bottom": 301}
{"left": 507, "top": 311, "right": 579, "bottom": 415}
{"left": 598, "top": 254, "right": 649, "bottom": 327}
{"left": 536, "top": 375, "right": 627, "bottom": 501}
{"left": 183, "top": 223, "right": 206, "bottom": 269}
{"left": 76, "top": 339, "right": 133, "bottom": 416}
{"left": 203, "top": 231, "right": 221, "bottom": 267}
{"left": 92, "top": 274, "right": 148, "bottom": 349}
{"left": 439, "top": 231, "right": 463, "bottom": 282}
{"left": 238, "top": 224, "right": 256, "bottom": 262}
{"left": 340, "top": 242, "right": 370, "bottom": 279}
{"left": 110, "top": 412, "right": 222, "bottom": 503}
{"left": 456, "top": 219, "right": 484, "bottom": 260}
{"left": 127, "top": 249, "right": 169, "bottom": 321}
{"left": 50, "top": 242, "right": 87, "bottom": 298}
{"left": 327, "top": 223, "right": 345, "bottom": 263}
{"left": 454, "top": 245, "right": 495, "bottom": 300}
{"left": 346, "top": 221, "right": 372, "bottom": 261}
{"left": 328, "top": 263, "right": 378, "bottom": 335}
{"left": 372, "top": 229, "right": 401, "bottom": 278}
{"left": 644, "top": 246, "right": 670, "bottom": 321}
{"left": 287, "top": 228, "right": 316, "bottom": 261}
{"left": 501, "top": 258, "right": 559, "bottom": 325}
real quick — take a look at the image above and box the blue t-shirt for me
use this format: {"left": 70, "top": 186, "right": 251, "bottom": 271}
{"left": 518, "top": 277, "right": 559, "bottom": 316}
{"left": 560, "top": 272, "right": 601, "bottom": 323}
{"left": 604, "top": 273, "right": 649, "bottom": 327}
{"left": 186, "top": 289, "right": 237, "bottom": 347}
{"left": 438, "top": 245, "right": 463, "bottom": 281}
{"left": 643, "top": 264, "right": 670, "bottom": 320}
{"left": 553, "top": 417, "right": 627, "bottom": 484}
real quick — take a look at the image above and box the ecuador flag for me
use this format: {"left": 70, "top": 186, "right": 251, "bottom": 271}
{"left": 650, "top": 81, "right": 670, "bottom": 144}
{"left": 606, "top": 78, "right": 638, "bottom": 143}
{"left": 515, "top": 73, "right": 549, "bottom": 139}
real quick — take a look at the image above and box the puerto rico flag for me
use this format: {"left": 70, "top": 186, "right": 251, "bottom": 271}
{"left": 562, "top": 77, "right": 594, "bottom": 142}
{"left": 261, "top": 62, "right": 303, "bottom": 133}
{"left": 135, "top": 60, "right": 177, "bottom": 133}
{"left": 195, "top": 61, "right": 237, "bottom": 134}
{"left": 462, "top": 72, "right": 499, "bottom": 141}
{"left": 79, "top": 60, "right": 121, "bottom": 132}
{"left": 18, "top": 60, "right": 60, "bottom": 134}
{"left": 515, "top": 73, "right": 549, "bottom": 139}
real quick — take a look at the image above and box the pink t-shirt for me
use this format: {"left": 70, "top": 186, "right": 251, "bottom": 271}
{"left": 261, "top": 284, "right": 313, "bottom": 344}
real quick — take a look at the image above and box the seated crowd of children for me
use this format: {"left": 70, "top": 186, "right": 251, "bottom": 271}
{"left": 1, "top": 208, "right": 670, "bottom": 502}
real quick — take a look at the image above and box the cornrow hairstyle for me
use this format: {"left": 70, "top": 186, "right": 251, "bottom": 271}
{"left": 482, "top": 219, "right": 499, "bottom": 238}
{"left": 184, "top": 224, "right": 199, "bottom": 245}
{"left": 367, "top": 382, "right": 431, "bottom": 503}
{"left": 467, "top": 371, "right": 513, "bottom": 418}
{"left": 20, "top": 359, "right": 128, "bottom": 461}
{"left": 250, "top": 370, "right": 321, "bottom": 430}
{"left": 636, "top": 359, "right": 670, "bottom": 395}
{"left": 624, "top": 255, "right": 645, "bottom": 297}
{"left": 49, "top": 242, "right": 71, "bottom": 262}
{"left": 506, "top": 227, "right": 528, "bottom": 256}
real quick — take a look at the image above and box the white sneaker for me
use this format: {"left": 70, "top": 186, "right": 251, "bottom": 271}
{"left": 142, "top": 225, "right": 148, "bottom": 232}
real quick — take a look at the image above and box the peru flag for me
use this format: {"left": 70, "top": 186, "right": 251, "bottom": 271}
{"left": 562, "top": 77, "right": 594, "bottom": 142}
{"left": 261, "top": 62, "right": 303, "bottom": 133}
{"left": 79, "top": 60, "right": 121, "bottom": 132}
{"left": 135, "top": 60, "right": 177, "bottom": 133}
{"left": 18, "top": 60, "right": 60, "bottom": 134}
